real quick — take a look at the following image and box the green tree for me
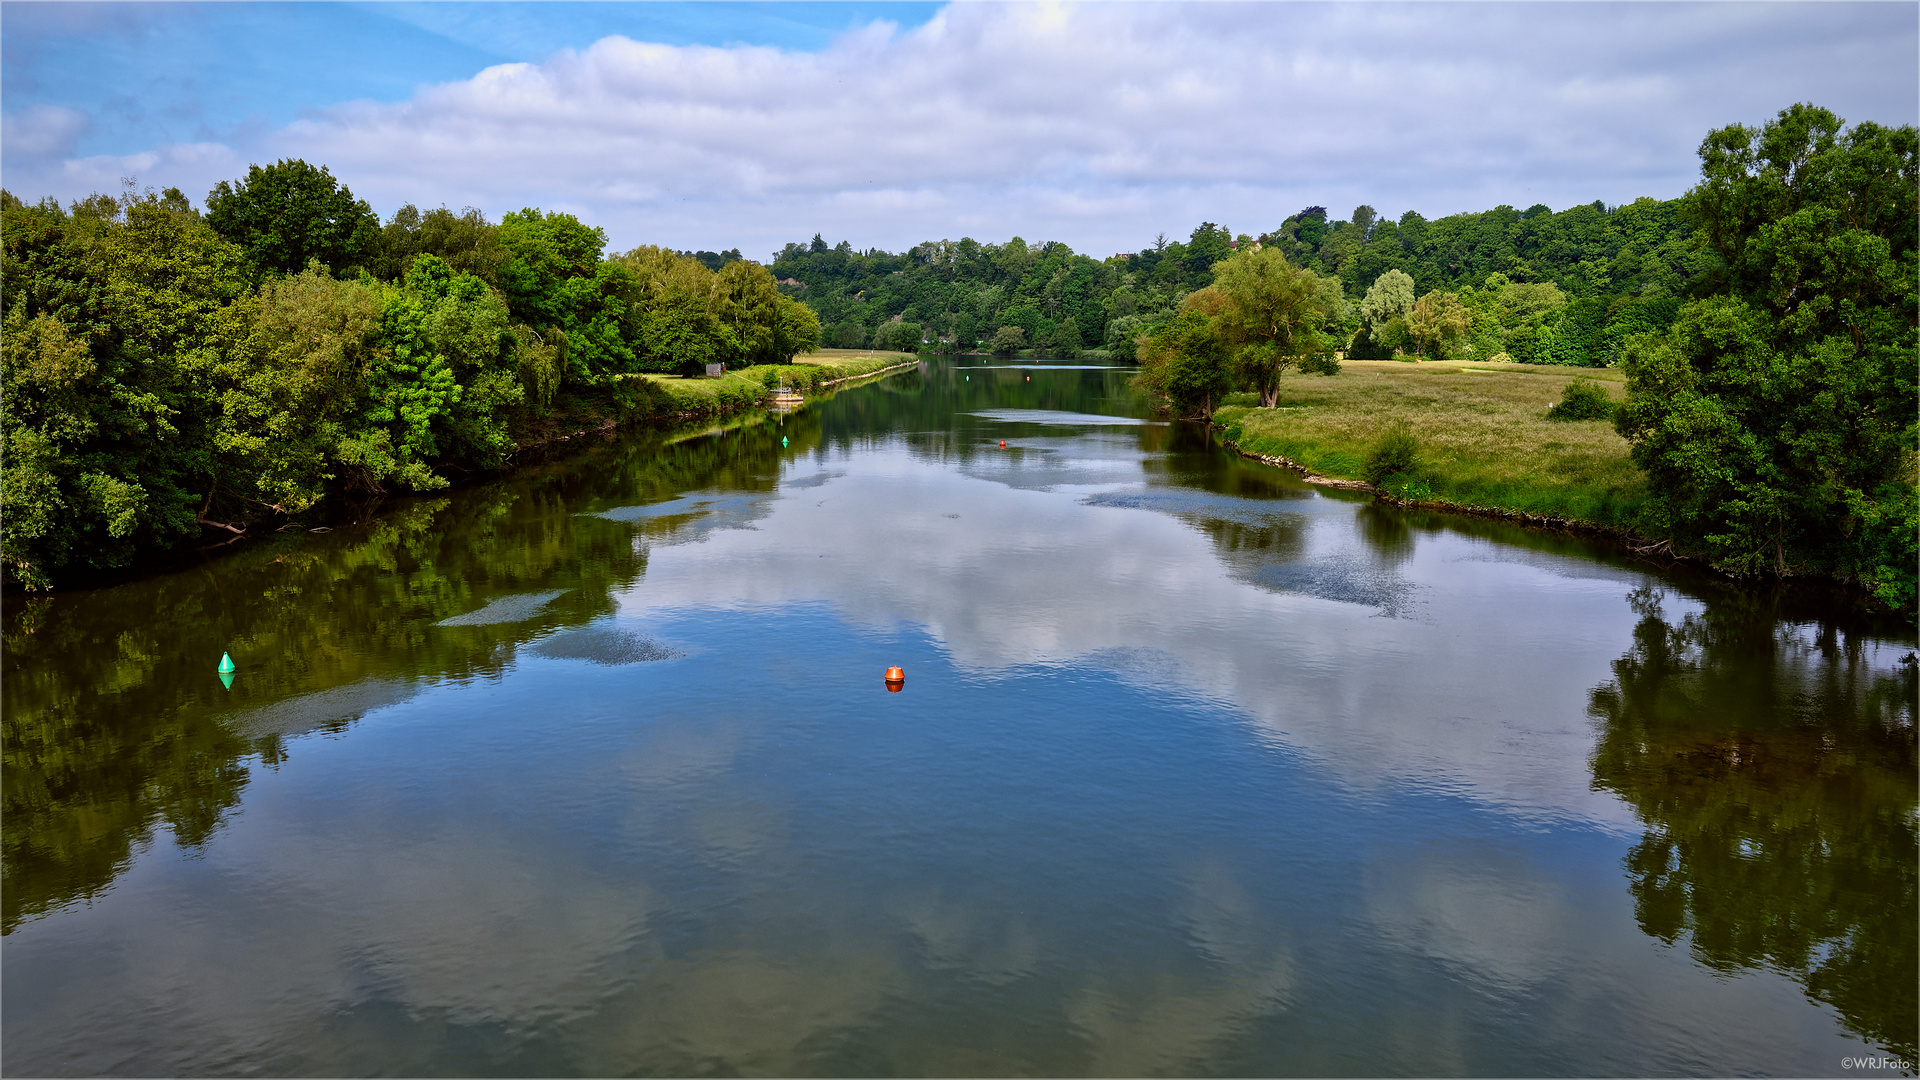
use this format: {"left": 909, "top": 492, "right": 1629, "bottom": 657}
{"left": 1047, "top": 318, "right": 1083, "bottom": 356}
{"left": 1191, "top": 244, "right": 1344, "bottom": 407}
{"left": 1355, "top": 268, "right": 1416, "bottom": 357}
{"left": 374, "top": 204, "right": 504, "bottom": 284}
{"left": 1407, "top": 289, "right": 1471, "bottom": 359}
{"left": 988, "top": 324, "right": 1026, "bottom": 355}
{"left": 1615, "top": 104, "right": 1917, "bottom": 608}
{"left": 204, "top": 159, "right": 380, "bottom": 277}
{"left": 1134, "top": 310, "right": 1231, "bottom": 418}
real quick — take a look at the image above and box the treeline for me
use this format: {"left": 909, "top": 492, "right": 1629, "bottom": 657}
{"left": 1135, "top": 104, "right": 1916, "bottom": 610}
{"left": 766, "top": 194, "right": 1715, "bottom": 366}
{"left": 1, "top": 162, "right": 820, "bottom": 589}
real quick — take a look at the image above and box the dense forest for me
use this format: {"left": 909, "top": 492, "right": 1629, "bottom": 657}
{"left": 765, "top": 194, "right": 1715, "bottom": 367}
{"left": 1, "top": 167, "right": 820, "bottom": 589}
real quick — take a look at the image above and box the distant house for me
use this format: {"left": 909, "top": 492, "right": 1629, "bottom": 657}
{"left": 1113, "top": 253, "right": 1134, "bottom": 260}
{"left": 777, "top": 277, "right": 804, "bottom": 287}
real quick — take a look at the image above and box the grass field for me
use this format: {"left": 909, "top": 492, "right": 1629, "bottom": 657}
{"left": 1214, "top": 359, "right": 1647, "bottom": 527}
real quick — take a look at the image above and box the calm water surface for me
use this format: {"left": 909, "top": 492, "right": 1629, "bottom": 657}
{"left": 4, "top": 359, "right": 1914, "bottom": 1077}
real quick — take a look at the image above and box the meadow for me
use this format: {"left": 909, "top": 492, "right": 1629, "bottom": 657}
{"left": 1214, "top": 360, "right": 1646, "bottom": 528}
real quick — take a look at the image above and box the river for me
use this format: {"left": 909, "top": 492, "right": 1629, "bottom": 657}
{"left": 4, "top": 358, "right": 1913, "bottom": 1076}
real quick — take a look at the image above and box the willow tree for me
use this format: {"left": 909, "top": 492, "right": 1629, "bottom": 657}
{"left": 1408, "top": 289, "right": 1471, "bottom": 359}
{"left": 1190, "top": 244, "right": 1345, "bottom": 407}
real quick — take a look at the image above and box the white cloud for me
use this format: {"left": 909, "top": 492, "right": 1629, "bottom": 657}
{"left": 1, "top": 104, "right": 90, "bottom": 159}
{"left": 4, "top": 3, "right": 1913, "bottom": 256}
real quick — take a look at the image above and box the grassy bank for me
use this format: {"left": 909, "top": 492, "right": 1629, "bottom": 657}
{"left": 642, "top": 349, "right": 918, "bottom": 397}
{"left": 1214, "top": 359, "right": 1647, "bottom": 529}
{"left": 513, "top": 351, "right": 920, "bottom": 448}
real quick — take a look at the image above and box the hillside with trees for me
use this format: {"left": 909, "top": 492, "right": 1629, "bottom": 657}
{"left": 767, "top": 195, "right": 1715, "bottom": 368}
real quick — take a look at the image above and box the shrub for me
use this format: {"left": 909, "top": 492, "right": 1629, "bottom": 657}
{"left": 1361, "top": 422, "right": 1421, "bottom": 485}
{"left": 1548, "top": 377, "right": 1615, "bottom": 421}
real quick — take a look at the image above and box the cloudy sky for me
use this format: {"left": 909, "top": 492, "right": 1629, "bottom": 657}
{"left": 4, "top": 1, "right": 1915, "bottom": 258}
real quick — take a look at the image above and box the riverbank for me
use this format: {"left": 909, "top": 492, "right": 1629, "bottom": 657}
{"left": 508, "top": 350, "right": 919, "bottom": 450}
{"left": 1214, "top": 358, "right": 1648, "bottom": 530}
{"left": 9, "top": 352, "right": 922, "bottom": 593}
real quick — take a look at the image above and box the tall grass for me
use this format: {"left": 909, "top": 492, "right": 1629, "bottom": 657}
{"left": 1214, "top": 359, "right": 1645, "bottom": 526}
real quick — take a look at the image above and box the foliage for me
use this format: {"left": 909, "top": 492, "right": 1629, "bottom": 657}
{"left": 373, "top": 203, "right": 505, "bottom": 284}
{"left": 1134, "top": 310, "right": 1231, "bottom": 418}
{"left": 870, "top": 319, "right": 925, "bottom": 353}
{"left": 768, "top": 226, "right": 1226, "bottom": 364}
{"left": 1588, "top": 586, "right": 1916, "bottom": 1060}
{"left": 1407, "top": 290, "right": 1472, "bottom": 359}
{"left": 2, "top": 169, "right": 822, "bottom": 589}
{"left": 3, "top": 189, "right": 255, "bottom": 586}
{"left": 765, "top": 189, "right": 1709, "bottom": 371}
{"left": 204, "top": 159, "right": 380, "bottom": 277}
{"left": 1187, "top": 245, "right": 1344, "bottom": 406}
{"left": 1614, "top": 104, "right": 1917, "bottom": 608}
{"left": 1547, "top": 377, "right": 1617, "bottom": 421}
{"left": 988, "top": 324, "right": 1027, "bottom": 355}
{"left": 1361, "top": 422, "right": 1422, "bottom": 485}
{"left": 1354, "top": 268, "right": 1415, "bottom": 357}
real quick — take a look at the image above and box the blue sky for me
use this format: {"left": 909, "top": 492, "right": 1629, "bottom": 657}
{"left": 3, "top": 2, "right": 1915, "bottom": 258}
{"left": 3, "top": 3, "right": 942, "bottom": 158}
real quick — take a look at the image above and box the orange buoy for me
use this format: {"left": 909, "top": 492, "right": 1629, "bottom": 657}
{"left": 999, "top": 440, "right": 1006, "bottom": 448}
{"left": 884, "top": 666, "right": 905, "bottom": 691}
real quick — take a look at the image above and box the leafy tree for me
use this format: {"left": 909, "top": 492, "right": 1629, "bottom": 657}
{"left": 1189, "top": 244, "right": 1343, "bottom": 407}
{"left": 1615, "top": 104, "right": 1917, "bottom": 608}
{"left": 1407, "top": 289, "right": 1471, "bottom": 359}
{"left": 2, "top": 188, "right": 264, "bottom": 586}
{"left": 204, "top": 159, "right": 380, "bottom": 277}
{"left": 988, "top": 324, "right": 1026, "bottom": 355}
{"left": 1184, "top": 221, "right": 1233, "bottom": 277}
{"left": 871, "top": 319, "right": 923, "bottom": 353}
{"left": 1048, "top": 318, "right": 1083, "bottom": 356}
{"left": 374, "top": 204, "right": 504, "bottom": 284}
{"left": 1135, "top": 311, "right": 1231, "bottom": 418}
{"left": 615, "top": 245, "right": 730, "bottom": 375}
{"left": 1355, "top": 268, "right": 1416, "bottom": 357}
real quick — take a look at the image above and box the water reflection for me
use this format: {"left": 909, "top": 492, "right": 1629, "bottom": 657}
{"left": 1588, "top": 584, "right": 1917, "bottom": 1060}
{"left": 0, "top": 411, "right": 789, "bottom": 933}
{"left": 4, "top": 358, "right": 1914, "bottom": 1077}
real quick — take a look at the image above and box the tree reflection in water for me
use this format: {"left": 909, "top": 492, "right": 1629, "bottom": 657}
{"left": 1588, "top": 585, "right": 1917, "bottom": 1060}
{"left": 1, "top": 410, "right": 801, "bottom": 934}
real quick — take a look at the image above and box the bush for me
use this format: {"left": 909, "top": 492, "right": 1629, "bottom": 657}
{"left": 1361, "top": 422, "right": 1421, "bottom": 485}
{"left": 989, "top": 325, "right": 1027, "bottom": 355}
{"left": 1548, "top": 377, "right": 1616, "bottom": 421}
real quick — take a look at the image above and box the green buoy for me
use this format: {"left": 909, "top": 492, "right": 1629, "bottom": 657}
{"left": 218, "top": 651, "right": 236, "bottom": 674}
{"left": 782, "top": 436, "right": 789, "bottom": 447}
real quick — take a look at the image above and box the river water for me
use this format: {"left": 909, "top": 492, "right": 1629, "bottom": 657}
{"left": 4, "top": 359, "right": 1914, "bottom": 1077}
